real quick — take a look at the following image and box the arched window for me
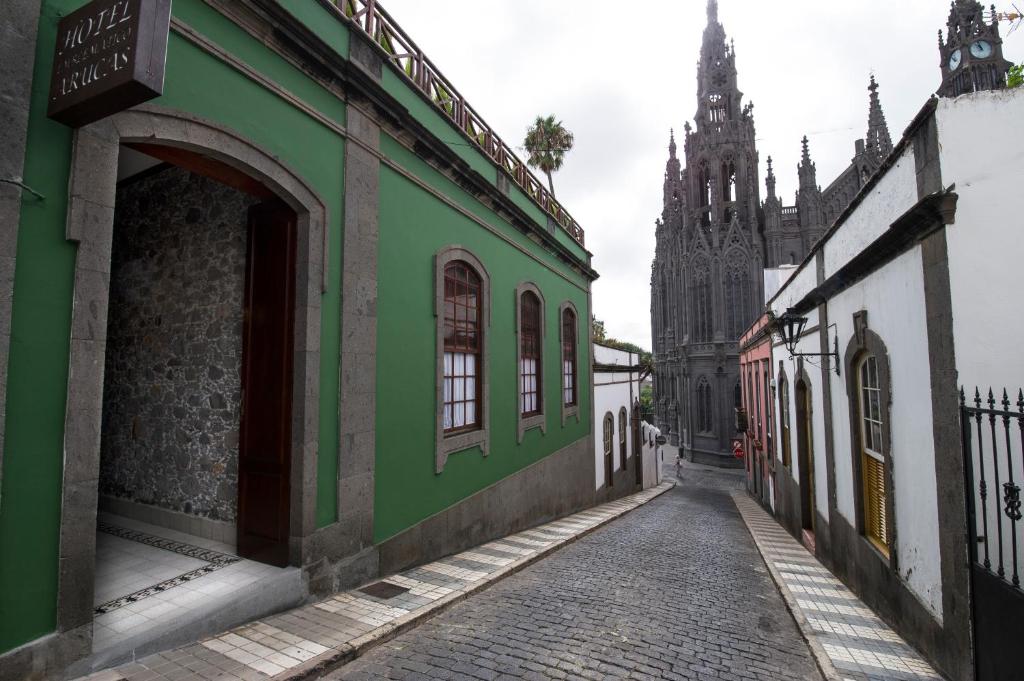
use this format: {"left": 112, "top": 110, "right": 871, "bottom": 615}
{"left": 519, "top": 291, "right": 542, "bottom": 416}
{"left": 721, "top": 161, "right": 736, "bottom": 203}
{"left": 443, "top": 260, "right": 482, "bottom": 433}
{"left": 779, "top": 375, "right": 791, "bottom": 468}
{"left": 858, "top": 354, "right": 888, "bottom": 554}
{"left": 724, "top": 267, "right": 750, "bottom": 339}
{"left": 435, "top": 248, "right": 490, "bottom": 473}
{"left": 561, "top": 307, "right": 577, "bottom": 407}
{"left": 697, "top": 163, "right": 711, "bottom": 207}
{"left": 603, "top": 412, "right": 614, "bottom": 487}
{"left": 619, "top": 407, "right": 628, "bottom": 467}
{"left": 692, "top": 269, "right": 712, "bottom": 342}
{"left": 696, "top": 378, "right": 713, "bottom": 434}
{"left": 515, "top": 283, "right": 546, "bottom": 443}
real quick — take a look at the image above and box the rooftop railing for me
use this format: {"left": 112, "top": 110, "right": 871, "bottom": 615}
{"left": 329, "top": 0, "right": 586, "bottom": 247}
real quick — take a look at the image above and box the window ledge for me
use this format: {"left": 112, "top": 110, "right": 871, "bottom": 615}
{"left": 561, "top": 403, "right": 580, "bottom": 427}
{"left": 436, "top": 428, "right": 488, "bottom": 474}
{"left": 517, "top": 412, "right": 546, "bottom": 444}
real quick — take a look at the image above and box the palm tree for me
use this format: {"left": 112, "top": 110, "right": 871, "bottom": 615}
{"left": 523, "top": 115, "right": 574, "bottom": 196}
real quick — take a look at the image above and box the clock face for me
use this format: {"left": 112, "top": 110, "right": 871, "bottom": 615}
{"left": 971, "top": 40, "right": 993, "bottom": 59}
{"left": 949, "top": 48, "right": 962, "bottom": 71}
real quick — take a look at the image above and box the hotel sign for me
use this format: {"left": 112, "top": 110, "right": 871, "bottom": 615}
{"left": 47, "top": 0, "right": 172, "bottom": 127}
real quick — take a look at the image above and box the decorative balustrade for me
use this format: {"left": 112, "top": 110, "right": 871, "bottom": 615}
{"left": 330, "top": 0, "right": 585, "bottom": 247}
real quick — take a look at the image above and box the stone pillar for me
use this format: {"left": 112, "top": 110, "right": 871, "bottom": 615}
{"left": 334, "top": 33, "right": 382, "bottom": 586}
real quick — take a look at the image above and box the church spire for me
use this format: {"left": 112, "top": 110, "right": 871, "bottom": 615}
{"left": 695, "top": 0, "right": 742, "bottom": 131}
{"left": 765, "top": 156, "right": 776, "bottom": 200}
{"left": 663, "top": 129, "right": 681, "bottom": 208}
{"left": 798, "top": 136, "right": 817, "bottom": 190}
{"left": 865, "top": 75, "right": 893, "bottom": 160}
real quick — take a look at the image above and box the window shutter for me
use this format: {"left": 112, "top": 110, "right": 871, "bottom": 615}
{"left": 863, "top": 453, "right": 888, "bottom": 552}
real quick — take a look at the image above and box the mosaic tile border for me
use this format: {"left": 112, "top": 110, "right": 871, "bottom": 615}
{"left": 95, "top": 522, "right": 240, "bottom": 615}
{"left": 79, "top": 483, "right": 675, "bottom": 681}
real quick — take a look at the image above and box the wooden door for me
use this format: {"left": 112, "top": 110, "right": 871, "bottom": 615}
{"left": 238, "top": 200, "right": 296, "bottom": 567}
{"left": 795, "top": 380, "right": 815, "bottom": 534}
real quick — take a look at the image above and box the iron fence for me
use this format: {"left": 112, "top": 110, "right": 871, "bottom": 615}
{"left": 961, "top": 387, "right": 1024, "bottom": 588}
{"left": 329, "top": 0, "right": 586, "bottom": 247}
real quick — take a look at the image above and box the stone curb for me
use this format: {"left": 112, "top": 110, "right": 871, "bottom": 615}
{"left": 279, "top": 481, "right": 676, "bottom": 680}
{"left": 730, "top": 491, "right": 843, "bottom": 681}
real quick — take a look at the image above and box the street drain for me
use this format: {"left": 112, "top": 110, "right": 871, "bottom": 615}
{"left": 359, "top": 581, "right": 410, "bottom": 599}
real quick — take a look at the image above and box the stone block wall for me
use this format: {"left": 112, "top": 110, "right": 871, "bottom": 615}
{"left": 99, "top": 165, "right": 254, "bottom": 523}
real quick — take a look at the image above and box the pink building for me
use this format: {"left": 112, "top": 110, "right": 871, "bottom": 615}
{"left": 739, "top": 313, "right": 775, "bottom": 510}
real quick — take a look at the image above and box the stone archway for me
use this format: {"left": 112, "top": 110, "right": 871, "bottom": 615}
{"left": 55, "top": 105, "right": 328, "bottom": 641}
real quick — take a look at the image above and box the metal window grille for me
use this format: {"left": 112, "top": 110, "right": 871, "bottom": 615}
{"left": 443, "top": 261, "right": 481, "bottom": 433}
{"left": 520, "top": 292, "right": 541, "bottom": 416}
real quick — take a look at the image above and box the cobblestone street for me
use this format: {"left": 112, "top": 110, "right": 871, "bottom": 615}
{"left": 326, "top": 462, "right": 823, "bottom": 680}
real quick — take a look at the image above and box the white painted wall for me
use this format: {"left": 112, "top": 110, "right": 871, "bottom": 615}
{"left": 822, "top": 146, "right": 918, "bottom": 277}
{"left": 767, "top": 105, "right": 954, "bottom": 619}
{"left": 827, "top": 249, "right": 943, "bottom": 620}
{"left": 640, "top": 422, "right": 663, "bottom": 488}
{"left": 938, "top": 88, "right": 1024, "bottom": 393}
{"left": 764, "top": 266, "right": 797, "bottom": 304}
{"left": 937, "top": 88, "right": 1024, "bottom": 599}
{"left": 593, "top": 344, "right": 641, "bottom": 490}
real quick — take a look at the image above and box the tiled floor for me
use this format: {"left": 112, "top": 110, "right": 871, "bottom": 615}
{"left": 732, "top": 493, "right": 944, "bottom": 681}
{"left": 92, "top": 514, "right": 291, "bottom": 655}
{"left": 80, "top": 482, "right": 674, "bottom": 681}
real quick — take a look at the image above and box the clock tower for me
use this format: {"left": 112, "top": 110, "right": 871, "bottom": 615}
{"left": 938, "top": 0, "right": 1013, "bottom": 97}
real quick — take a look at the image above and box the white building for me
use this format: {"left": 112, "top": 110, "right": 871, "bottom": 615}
{"left": 764, "top": 86, "right": 1024, "bottom": 681}
{"left": 592, "top": 343, "right": 660, "bottom": 494}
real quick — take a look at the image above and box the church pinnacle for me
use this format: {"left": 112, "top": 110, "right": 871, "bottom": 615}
{"left": 865, "top": 75, "right": 893, "bottom": 159}
{"left": 798, "top": 136, "right": 817, "bottom": 190}
{"left": 707, "top": 0, "right": 718, "bottom": 21}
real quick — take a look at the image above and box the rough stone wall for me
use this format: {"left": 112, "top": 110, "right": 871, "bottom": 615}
{"left": 99, "top": 165, "right": 254, "bottom": 522}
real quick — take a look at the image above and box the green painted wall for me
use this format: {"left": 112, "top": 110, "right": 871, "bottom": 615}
{"left": 0, "top": 0, "right": 592, "bottom": 656}
{"left": 374, "top": 134, "right": 592, "bottom": 542}
{"left": 0, "top": 0, "right": 347, "bottom": 653}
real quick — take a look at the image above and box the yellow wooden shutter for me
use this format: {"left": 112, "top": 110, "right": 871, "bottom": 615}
{"left": 863, "top": 453, "right": 889, "bottom": 554}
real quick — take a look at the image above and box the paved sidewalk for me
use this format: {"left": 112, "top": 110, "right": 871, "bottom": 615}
{"left": 732, "top": 492, "right": 944, "bottom": 681}
{"left": 81, "top": 482, "right": 673, "bottom": 681}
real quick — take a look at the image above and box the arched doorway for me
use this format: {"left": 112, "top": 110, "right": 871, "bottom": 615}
{"left": 57, "top": 107, "right": 327, "bottom": 658}
{"left": 795, "top": 378, "right": 815, "bottom": 537}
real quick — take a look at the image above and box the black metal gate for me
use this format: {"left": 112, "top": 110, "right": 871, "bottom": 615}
{"left": 961, "top": 387, "right": 1024, "bottom": 681}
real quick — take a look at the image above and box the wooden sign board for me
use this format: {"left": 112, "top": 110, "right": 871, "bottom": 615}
{"left": 47, "top": 0, "right": 172, "bottom": 128}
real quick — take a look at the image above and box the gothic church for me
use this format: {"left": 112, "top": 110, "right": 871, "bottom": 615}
{"left": 651, "top": 0, "right": 1013, "bottom": 464}
{"left": 651, "top": 0, "right": 946, "bottom": 462}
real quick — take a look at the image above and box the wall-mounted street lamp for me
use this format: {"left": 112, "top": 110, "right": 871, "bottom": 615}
{"left": 775, "top": 309, "right": 841, "bottom": 376}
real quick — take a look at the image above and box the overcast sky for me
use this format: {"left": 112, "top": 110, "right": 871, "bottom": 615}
{"left": 377, "top": 0, "right": 1023, "bottom": 349}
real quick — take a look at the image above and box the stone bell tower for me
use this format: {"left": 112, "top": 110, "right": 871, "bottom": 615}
{"left": 938, "top": 0, "right": 1013, "bottom": 97}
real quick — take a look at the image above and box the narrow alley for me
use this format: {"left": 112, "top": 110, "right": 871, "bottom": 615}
{"left": 326, "top": 463, "right": 823, "bottom": 680}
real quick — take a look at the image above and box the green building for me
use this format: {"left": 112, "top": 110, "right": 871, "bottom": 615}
{"left": 0, "top": 1, "right": 618, "bottom": 677}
